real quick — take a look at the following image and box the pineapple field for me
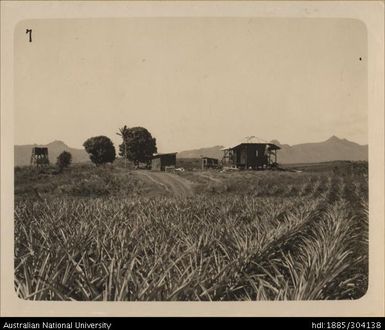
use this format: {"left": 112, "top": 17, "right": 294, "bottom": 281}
{"left": 14, "top": 161, "right": 368, "bottom": 301}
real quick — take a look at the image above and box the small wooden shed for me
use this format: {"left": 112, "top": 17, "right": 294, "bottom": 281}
{"left": 201, "top": 157, "right": 219, "bottom": 170}
{"left": 151, "top": 153, "right": 177, "bottom": 171}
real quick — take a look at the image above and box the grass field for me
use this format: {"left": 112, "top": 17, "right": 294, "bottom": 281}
{"left": 14, "top": 161, "right": 368, "bottom": 301}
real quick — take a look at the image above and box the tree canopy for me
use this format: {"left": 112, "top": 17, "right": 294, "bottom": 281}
{"left": 118, "top": 126, "right": 157, "bottom": 165}
{"left": 83, "top": 136, "right": 116, "bottom": 165}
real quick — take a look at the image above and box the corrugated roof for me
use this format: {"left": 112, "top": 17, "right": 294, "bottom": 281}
{"left": 152, "top": 152, "right": 177, "bottom": 158}
{"left": 221, "top": 136, "right": 280, "bottom": 150}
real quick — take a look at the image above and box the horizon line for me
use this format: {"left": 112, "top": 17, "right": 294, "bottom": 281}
{"left": 14, "top": 135, "right": 368, "bottom": 151}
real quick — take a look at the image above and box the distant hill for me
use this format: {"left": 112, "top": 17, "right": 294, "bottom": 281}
{"left": 177, "top": 145, "right": 224, "bottom": 159}
{"left": 176, "top": 136, "right": 368, "bottom": 164}
{"left": 15, "top": 141, "right": 89, "bottom": 166}
{"left": 275, "top": 136, "right": 368, "bottom": 164}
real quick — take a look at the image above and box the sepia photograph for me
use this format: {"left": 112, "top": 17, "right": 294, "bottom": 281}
{"left": 1, "top": 0, "right": 384, "bottom": 318}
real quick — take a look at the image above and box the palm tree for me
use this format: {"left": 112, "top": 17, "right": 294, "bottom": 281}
{"left": 117, "top": 125, "right": 130, "bottom": 168}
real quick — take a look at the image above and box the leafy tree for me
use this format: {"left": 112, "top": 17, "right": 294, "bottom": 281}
{"left": 56, "top": 151, "right": 72, "bottom": 170}
{"left": 118, "top": 127, "right": 157, "bottom": 165}
{"left": 83, "top": 136, "right": 116, "bottom": 165}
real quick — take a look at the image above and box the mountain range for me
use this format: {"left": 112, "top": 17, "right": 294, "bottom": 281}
{"left": 14, "top": 136, "right": 368, "bottom": 167}
{"left": 176, "top": 136, "right": 368, "bottom": 164}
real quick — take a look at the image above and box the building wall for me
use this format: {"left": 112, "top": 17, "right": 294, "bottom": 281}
{"left": 152, "top": 154, "right": 176, "bottom": 171}
{"left": 161, "top": 154, "right": 176, "bottom": 170}
{"left": 151, "top": 158, "right": 162, "bottom": 171}
{"left": 233, "top": 144, "right": 270, "bottom": 169}
{"left": 254, "top": 144, "right": 269, "bottom": 168}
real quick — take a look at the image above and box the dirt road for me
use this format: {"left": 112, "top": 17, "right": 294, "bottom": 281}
{"left": 134, "top": 171, "right": 194, "bottom": 197}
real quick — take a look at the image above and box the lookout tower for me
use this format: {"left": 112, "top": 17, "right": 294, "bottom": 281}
{"left": 30, "top": 147, "right": 49, "bottom": 166}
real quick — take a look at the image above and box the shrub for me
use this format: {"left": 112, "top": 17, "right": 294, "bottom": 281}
{"left": 56, "top": 151, "right": 72, "bottom": 170}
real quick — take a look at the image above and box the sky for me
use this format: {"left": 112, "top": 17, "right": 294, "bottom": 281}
{"left": 14, "top": 18, "right": 367, "bottom": 152}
